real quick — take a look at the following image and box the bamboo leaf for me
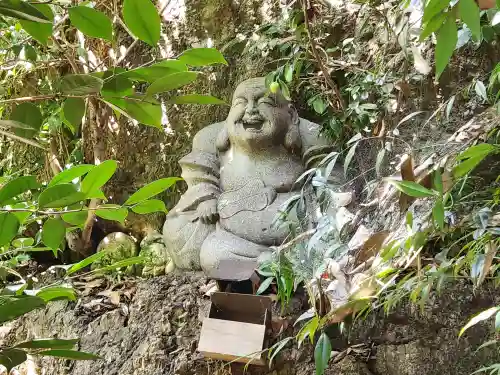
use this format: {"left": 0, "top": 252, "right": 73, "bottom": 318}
{"left": 256, "top": 277, "right": 273, "bottom": 295}
{"left": 386, "top": 179, "right": 437, "bottom": 198}
{"left": 0, "top": 295, "right": 45, "bottom": 324}
{"left": 38, "top": 349, "right": 100, "bottom": 360}
{"left": 458, "top": 0, "right": 481, "bottom": 40}
{"left": 435, "top": 14, "right": 457, "bottom": 78}
{"left": 15, "top": 339, "right": 78, "bottom": 349}
{"left": 460, "top": 307, "right": 500, "bottom": 336}
{"left": 66, "top": 252, "right": 107, "bottom": 275}
{"left": 314, "top": 332, "right": 332, "bottom": 375}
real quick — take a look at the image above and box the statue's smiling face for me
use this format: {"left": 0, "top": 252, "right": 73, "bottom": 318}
{"left": 226, "top": 78, "right": 293, "bottom": 148}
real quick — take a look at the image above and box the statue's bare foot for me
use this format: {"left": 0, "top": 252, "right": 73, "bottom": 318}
{"left": 196, "top": 199, "right": 218, "bottom": 224}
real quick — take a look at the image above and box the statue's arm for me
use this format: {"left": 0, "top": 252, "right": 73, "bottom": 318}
{"left": 173, "top": 122, "right": 224, "bottom": 217}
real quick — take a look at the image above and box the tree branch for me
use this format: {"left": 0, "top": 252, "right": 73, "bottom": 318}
{"left": 301, "top": 0, "right": 345, "bottom": 111}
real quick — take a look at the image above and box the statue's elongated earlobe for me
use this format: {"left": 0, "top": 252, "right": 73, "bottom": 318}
{"left": 216, "top": 126, "right": 230, "bottom": 152}
{"left": 288, "top": 104, "right": 299, "bottom": 125}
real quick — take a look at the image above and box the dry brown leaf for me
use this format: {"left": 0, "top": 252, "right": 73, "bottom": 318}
{"left": 399, "top": 154, "right": 416, "bottom": 211}
{"left": 477, "top": 241, "right": 497, "bottom": 287}
{"left": 354, "top": 231, "right": 390, "bottom": 266}
{"left": 98, "top": 290, "right": 121, "bottom": 306}
{"left": 395, "top": 80, "right": 411, "bottom": 98}
{"left": 442, "top": 169, "right": 454, "bottom": 193}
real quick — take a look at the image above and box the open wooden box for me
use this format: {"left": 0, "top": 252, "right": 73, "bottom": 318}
{"left": 198, "top": 292, "right": 272, "bottom": 366}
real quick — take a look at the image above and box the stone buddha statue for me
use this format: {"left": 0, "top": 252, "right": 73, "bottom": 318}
{"left": 163, "top": 77, "right": 335, "bottom": 279}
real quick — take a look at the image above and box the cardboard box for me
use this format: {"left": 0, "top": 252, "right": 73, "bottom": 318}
{"left": 198, "top": 292, "right": 272, "bottom": 366}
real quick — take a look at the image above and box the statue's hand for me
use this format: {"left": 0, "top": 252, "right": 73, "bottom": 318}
{"left": 196, "top": 199, "right": 219, "bottom": 224}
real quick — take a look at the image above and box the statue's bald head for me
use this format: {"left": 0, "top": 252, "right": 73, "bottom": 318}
{"left": 232, "top": 77, "right": 289, "bottom": 106}
{"left": 217, "top": 77, "right": 300, "bottom": 153}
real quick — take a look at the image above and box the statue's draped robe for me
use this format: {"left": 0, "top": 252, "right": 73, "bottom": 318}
{"left": 163, "top": 119, "right": 337, "bottom": 276}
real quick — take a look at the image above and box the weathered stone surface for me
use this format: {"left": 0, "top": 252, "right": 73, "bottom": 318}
{"left": 3, "top": 275, "right": 499, "bottom": 375}
{"left": 163, "top": 77, "right": 337, "bottom": 279}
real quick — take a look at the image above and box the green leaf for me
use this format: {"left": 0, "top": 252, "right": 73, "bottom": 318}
{"left": 91, "top": 256, "right": 144, "bottom": 273}
{"left": 62, "top": 210, "right": 88, "bottom": 226}
{"left": 95, "top": 204, "right": 128, "bottom": 224}
{"left": 12, "top": 237, "right": 34, "bottom": 248}
{"left": 0, "top": 348, "right": 27, "bottom": 372}
{"left": 10, "top": 102, "right": 42, "bottom": 138}
{"left": 314, "top": 332, "right": 332, "bottom": 375}
{"left": 63, "top": 98, "right": 86, "bottom": 131}
{"left": 433, "top": 200, "right": 445, "bottom": 229}
{"left": 60, "top": 74, "right": 103, "bottom": 95}
{"left": 423, "top": 0, "right": 449, "bottom": 23}
{"left": 103, "top": 97, "right": 162, "bottom": 129}
{"left": 169, "top": 94, "right": 225, "bottom": 105}
{"left": 0, "top": 295, "right": 45, "bottom": 324}
{"left": 420, "top": 12, "right": 447, "bottom": 41}
{"left": 453, "top": 155, "right": 486, "bottom": 178}
{"left": 457, "top": 143, "right": 497, "bottom": 160}
{"left": 15, "top": 339, "right": 78, "bottom": 349}
{"left": 66, "top": 251, "right": 107, "bottom": 275}
{"left": 433, "top": 168, "right": 443, "bottom": 194}
{"left": 435, "top": 14, "right": 457, "bottom": 78}
{"left": 268, "top": 337, "right": 293, "bottom": 365}
{"left": 146, "top": 71, "right": 199, "bottom": 97}
{"left": 25, "top": 44, "right": 39, "bottom": 63}
{"left": 130, "top": 199, "right": 166, "bottom": 214}
{"left": 122, "top": 0, "right": 160, "bottom": 46}
{"left": 19, "top": 4, "right": 53, "bottom": 45}
{"left": 459, "top": 0, "right": 481, "bottom": 40}
{"left": 460, "top": 307, "right": 500, "bottom": 336}
{"left": 38, "top": 184, "right": 85, "bottom": 209}
{"left": 279, "top": 79, "right": 291, "bottom": 100}
{"left": 284, "top": 63, "right": 294, "bottom": 83}
{"left": 49, "top": 164, "right": 94, "bottom": 187}
{"left": 36, "top": 286, "right": 76, "bottom": 302}
{"left": 68, "top": 6, "right": 112, "bottom": 41}
{"left": 178, "top": 48, "right": 227, "bottom": 66}
{"left": 0, "top": 175, "right": 41, "bottom": 205}
{"left": 38, "top": 349, "right": 100, "bottom": 360}
{"left": 0, "top": 0, "right": 51, "bottom": 23}
{"left": 495, "top": 311, "right": 500, "bottom": 331}
{"left": 386, "top": 179, "right": 437, "bottom": 198}
{"left": 81, "top": 160, "right": 117, "bottom": 196}
{"left": 101, "top": 76, "right": 134, "bottom": 97}
{"left": 375, "top": 148, "right": 385, "bottom": 177}
{"left": 475, "top": 80, "right": 488, "bottom": 101}
{"left": 0, "top": 212, "right": 20, "bottom": 247}
{"left": 122, "top": 60, "right": 187, "bottom": 82}
{"left": 313, "top": 97, "right": 327, "bottom": 114}
{"left": 256, "top": 277, "right": 273, "bottom": 295}
{"left": 125, "top": 177, "right": 181, "bottom": 205}
{"left": 297, "top": 316, "right": 318, "bottom": 346}
{"left": 42, "top": 218, "right": 65, "bottom": 254}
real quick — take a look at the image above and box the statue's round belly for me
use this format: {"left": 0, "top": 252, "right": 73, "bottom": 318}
{"left": 218, "top": 191, "right": 297, "bottom": 246}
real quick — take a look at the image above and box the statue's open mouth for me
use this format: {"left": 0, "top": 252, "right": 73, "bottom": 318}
{"left": 240, "top": 117, "right": 264, "bottom": 132}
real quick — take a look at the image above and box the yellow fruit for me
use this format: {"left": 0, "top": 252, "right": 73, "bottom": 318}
{"left": 269, "top": 82, "right": 280, "bottom": 93}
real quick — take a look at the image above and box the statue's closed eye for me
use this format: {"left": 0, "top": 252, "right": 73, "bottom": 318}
{"left": 232, "top": 98, "right": 247, "bottom": 107}
{"left": 257, "top": 97, "right": 275, "bottom": 106}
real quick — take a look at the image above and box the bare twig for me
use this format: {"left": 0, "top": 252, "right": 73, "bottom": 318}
{"left": 300, "top": 0, "right": 345, "bottom": 111}
{"left": 271, "top": 229, "right": 316, "bottom": 253}
{"left": 0, "top": 94, "right": 90, "bottom": 104}
{"left": 0, "top": 129, "right": 45, "bottom": 149}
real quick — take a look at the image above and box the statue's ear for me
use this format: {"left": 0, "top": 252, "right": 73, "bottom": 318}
{"left": 288, "top": 104, "right": 299, "bottom": 125}
{"left": 216, "top": 126, "right": 230, "bottom": 153}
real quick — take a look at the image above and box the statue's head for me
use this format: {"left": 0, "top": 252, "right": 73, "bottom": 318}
{"left": 216, "top": 77, "right": 301, "bottom": 153}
